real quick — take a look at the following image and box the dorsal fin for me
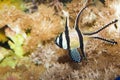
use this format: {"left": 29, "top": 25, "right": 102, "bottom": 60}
{"left": 65, "top": 17, "right": 70, "bottom": 50}
{"left": 62, "top": 10, "right": 71, "bottom": 30}
{"left": 74, "top": 4, "right": 94, "bottom": 29}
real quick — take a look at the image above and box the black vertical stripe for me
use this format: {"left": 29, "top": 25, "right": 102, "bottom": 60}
{"left": 75, "top": 25, "right": 86, "bottom": 59}
{"left": 59, "top": 33, "right": 63, "bottom": 48}
{"left": 64, "top": 17, "right": 73, "bottom": 61}
{"left": 65, "top": 17, "right": 70, "bottom": 50}
{"left": 73, "top": 4, "right": 93, "bottom": 60}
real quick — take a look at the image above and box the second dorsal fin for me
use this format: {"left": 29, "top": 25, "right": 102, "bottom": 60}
{"left": 74, "top": 4, "right": 94, "bottom": 29}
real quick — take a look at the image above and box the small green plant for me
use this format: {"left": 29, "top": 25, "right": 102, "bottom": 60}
{"left": 0, "top": 27, "right": 26, "bottom": 68}
{"left": 0, "top": 0, "right": 26, "bottom": 11}
{"left": 0, "top": 55, "right": 18, "bottom": 68}
{"left": 0, "top": 47, "right": 12, "bottom": 61}
{"left": 8, "top": 34, "right": 25, "bottom": 58}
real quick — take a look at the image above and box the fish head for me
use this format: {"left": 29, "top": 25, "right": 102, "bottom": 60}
{"left": 55, "top": 32, "right": 68, "bottom": 50}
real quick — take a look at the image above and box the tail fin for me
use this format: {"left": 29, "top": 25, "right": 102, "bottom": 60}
{"left": 83, "top": 19, "right": 118, "bottom": 35}
{"left": 69, "top": 48, "right": 81, "bottom": 62}
{"left": 91, "top": 36, "right": 117, "bottom": 44}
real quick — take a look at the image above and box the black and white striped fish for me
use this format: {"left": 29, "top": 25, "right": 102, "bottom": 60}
{"left": 55, "top": 4, "right": 118, "bottom": 63}
{"left": 55, "top": 4, "right": 92, "bottom": 62}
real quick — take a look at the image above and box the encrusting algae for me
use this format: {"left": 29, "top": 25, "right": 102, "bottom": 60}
{"left": 0, "top": 0, "right": 120, "bottom": 80}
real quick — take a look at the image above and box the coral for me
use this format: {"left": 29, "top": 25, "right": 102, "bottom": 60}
{"left": 40, "top": 63, "right": 73, "bottom": 80}
{"left": 49, "top": 0, "right": 63, "bottom": 12}
{"left": 30, "top": 43, "right": 59, "bottom": 68}
{"left": 3, "top": 72, "right": 20, "bottom": 80}
{"left": 0, "top": 6, "right": 30, "bottom": 68}
{"left": 107, "top": 0, "right": 120, "bottom": 38}
{"left": 0, "top": 4, "right": 64, "bottom": 53}
{"left": 0, "top": 6, "right": 32, "bottom": 31}
{"left": 39, "top": 39, "right": 120, "bottom": 80}
{"left": 39, "top": 1, "right": 120, "bottom": 80}
{"left": 0, "top": 0, "right": 119, "bottom": 80}
{"left": 23, "top": 4, "right": 64, "bottom": 52}
{"left": 0, "top": 3, "right": 64, "bottom": 68}
{"left": 23, "top": 0, "right": 49, "bottom": 4}
{"left": 24, "top": 0, "right": 72, "bottom": 13}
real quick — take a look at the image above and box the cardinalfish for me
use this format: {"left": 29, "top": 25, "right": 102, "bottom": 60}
{"left": 55, "top": 4, "right": 118, "bottom": 62}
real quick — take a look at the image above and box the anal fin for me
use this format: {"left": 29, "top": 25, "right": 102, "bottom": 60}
{"left": 69, "top": 48, "right": 81, "bottom": 62}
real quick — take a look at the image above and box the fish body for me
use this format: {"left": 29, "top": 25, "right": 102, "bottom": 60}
{"left": 55, "top": 25, "right": 83, "bottom": 62}
{"left": 55, "top": 27, "right": 84, "bottom": 62}
{"left": 69, "top": 29, "right": 80, "bottom": 49}
{"left": 55, "top": 29, "right": 80, "bottom": 50}
{"left": 55, "top": 3, "right": 118, "bottom": 62}
{"left": 55, "top": 4, "right": 91, "bottom": 62}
